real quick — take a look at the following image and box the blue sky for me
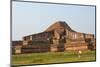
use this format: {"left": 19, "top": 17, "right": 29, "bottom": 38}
{"left": 12, "top": 1, "right": 96, "bottom": 40}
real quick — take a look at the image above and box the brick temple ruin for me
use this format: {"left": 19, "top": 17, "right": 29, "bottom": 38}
{"left": 12, "top": 21, "right": 96, "bottom": 54}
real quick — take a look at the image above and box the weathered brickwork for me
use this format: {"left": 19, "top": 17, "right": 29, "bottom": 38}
{"left": 12, "top": 21, "right": 96, "bottom": 54}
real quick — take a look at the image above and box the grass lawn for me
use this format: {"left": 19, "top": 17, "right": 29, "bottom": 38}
{"left": 12, "top": 50, "right": 96, "bottom": 66}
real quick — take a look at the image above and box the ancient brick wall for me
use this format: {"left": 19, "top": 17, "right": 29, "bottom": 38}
{"left": 21, "top": 44, "right": 50, "bottom": 53}
{"left": 64, "top": 42, "right": 88, "bottom": 51}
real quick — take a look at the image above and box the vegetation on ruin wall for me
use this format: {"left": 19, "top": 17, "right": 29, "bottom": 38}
{"left": 12, "top": 50, "right": 96, "bottom": 66}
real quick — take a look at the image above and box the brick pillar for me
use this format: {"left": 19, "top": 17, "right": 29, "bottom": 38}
{"left": 50, "top": 30, "right": 60, "bottom": 52}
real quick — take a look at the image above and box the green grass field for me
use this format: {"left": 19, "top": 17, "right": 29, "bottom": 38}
{"left": 12, "top": 50, "right": 96, "bottom": 66}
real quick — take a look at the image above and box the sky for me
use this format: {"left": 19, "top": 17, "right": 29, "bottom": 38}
{"left": 12, "top": 1, "right": 96, "bottom": 40}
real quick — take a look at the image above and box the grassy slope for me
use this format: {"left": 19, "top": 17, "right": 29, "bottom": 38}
{"left": 12, "top": 50, "right": 96, "bottom": 66}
